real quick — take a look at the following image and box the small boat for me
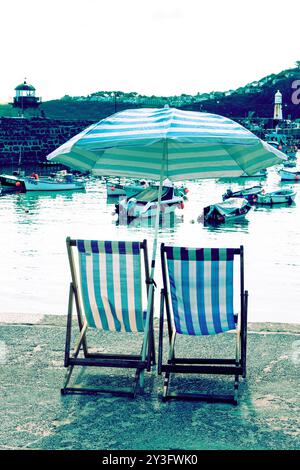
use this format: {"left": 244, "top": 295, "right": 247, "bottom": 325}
{"left": 283, "top": 146, "right": 297, "bottom": 159}
{"left": 283, "top": 159, "right": 297, "bottom": 168}
{"left": 222, "top": 185, "right": 263, "bottom": 204}
{"left": 256, "top": 189, "right": 296, "bottom": 205}
{"left": 107, "top": 179, "right": 188, "bottom": 199}
{"left": 116, "top": 186, "right": 184, "bottom": 221}
{"left": 0, "top": 174, "right": 26, "bottom": 192}
{"left": 204, "top": 198, "right": 251, "bottom": 224}
{"left": 0, "top": 171, "right": 85, "bottom": 192}
{"left": 267, "top": 141, "right": 281, "bottom": 149}
{"left": 107, "top": 179, "right": 151, "bottom": 198}
{"left": 23, "top": 173, "right": 85, "bottom": 191}
{"left": 240, "top": 169, "right": 267, "bottom": 178}
{"left": 279, "top": 169, "right": 300, "bottom": 181}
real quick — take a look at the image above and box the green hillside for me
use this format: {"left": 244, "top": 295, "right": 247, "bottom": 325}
{"left": 1, "top": 65, "right": 300, "bottom": 121}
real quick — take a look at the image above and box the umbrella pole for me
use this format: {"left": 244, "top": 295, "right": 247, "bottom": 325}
{"left": 140, "top": 140, "right": 167, "bottom": 382}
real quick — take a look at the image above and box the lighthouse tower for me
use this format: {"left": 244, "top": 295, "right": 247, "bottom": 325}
{"left": 11, "top": 79, "right": 41, "bottom": 117}
{"left": 273, "top": 90, "right": 283, "bottom": 120}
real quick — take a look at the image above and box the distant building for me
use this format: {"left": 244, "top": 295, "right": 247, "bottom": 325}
{"left": 11, "top": 79, "right": 41, "bottom": 116}
{"left": 273, "top": 90, "right": 283, "bottom": 120}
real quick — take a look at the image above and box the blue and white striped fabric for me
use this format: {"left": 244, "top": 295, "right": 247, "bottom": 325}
{"left": 76, "top": 240, "right": 144, "bottom": 333}
{"left": 164, "top": 247, "right": 237, "bottom": 335}
{"left": 47, "top": 108, "right": 286, "bottom": 180}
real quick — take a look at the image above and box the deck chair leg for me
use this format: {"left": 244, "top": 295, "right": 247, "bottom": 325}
{"left": 162, "top": 331, "right": 176, "bottom": 401}
{"left": 61, "top": 321, "right": 88, "bottom": 394}
{"left": 158, "top": 289, "right": 165, "bottom": 375}
{"left": 73, "top": 289, "right": 89, "bottom": 357}
{"left": 146, "top": 306, "right": 156, "bottom": 370}
{"left": 150, "top": 324, "right": 156, "bottom": 366}
{"left": 242, "top": 291, "right": 248, "bottom": 378}
{"left": 131, "top": 368, "right": 142, "bottom": 397}
{"left": 62, "top": 365, "right": 75, "bottom": 393}
{"left": 64, "top": 284, "right": 74, "bottom": 367}
{"left": 168, "top": 330, "right": 177, "bottom": 363}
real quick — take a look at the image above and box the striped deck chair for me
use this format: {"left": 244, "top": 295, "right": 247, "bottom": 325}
{"left": 62, "top": 237, "right": 155, "bottom": 397}
{"left": 158, "top": 244, "right": 248, "bottom": 405}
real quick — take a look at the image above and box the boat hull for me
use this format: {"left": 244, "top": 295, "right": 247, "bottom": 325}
{"left": 24, "top": 177, "right": 85, "bottom": 191}
{"left": 107, "top": 182, "right": 146, "bottom": 197}
{"left": 223, "top": 186, "right": 263, "bottom": 204}
{"left": 279, "top": 170, "right": 300, "bottom": 181}
{"left": 0, "top": 174, "right": 26, "bottom": 192}
{"left": 256, "top": 190, "right": 296, "bottom": 205}
{"left": 204, "top": 198, "right": 251, "bottom": 224}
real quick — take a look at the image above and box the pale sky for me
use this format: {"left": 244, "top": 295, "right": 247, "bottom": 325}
{"left": 1, "top": 0, "right": 299, "bottom": 103}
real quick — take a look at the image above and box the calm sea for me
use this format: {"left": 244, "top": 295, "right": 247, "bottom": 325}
{"left": 0, "top": 164, "right": 299, "bottom": 324}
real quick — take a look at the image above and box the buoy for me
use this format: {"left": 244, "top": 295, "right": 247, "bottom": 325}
{"left": 184, "top": 188, "right": 189, "bottom": 193}
{"left": 180, "top": 202, "right": 184, "bottom": 209}
{"left": 15, "top": 181, "right": 21, "bottom": 187}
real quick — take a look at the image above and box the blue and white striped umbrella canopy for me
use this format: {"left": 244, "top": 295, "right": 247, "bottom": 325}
{"left": 47, "top": 107, "right": 286, "bottom": 180}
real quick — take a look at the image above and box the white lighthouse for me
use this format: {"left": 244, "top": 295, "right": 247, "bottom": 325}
{"left": 273, "top": 90, "right": 283, "bottom": 120}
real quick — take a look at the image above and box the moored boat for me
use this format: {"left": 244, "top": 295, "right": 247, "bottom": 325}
{"left": 24, "top": 174, "right": 85, "bottom": 191}
{"left": 256, "top": 188, "right": 296, "bottom": 205}
{"left": 107, "top": 179, "right": 188, "bottom": 199}
{"left": 222, "top": 185, "right": 263, "bottom": 204}
{"left": 107, "top": 179, "right": 150, "bottom": 198}
{"left": 204, "top": 198, "right": 251, "bottom": 224}
{"left": 240, "top": 168, "right": 267, "bottom": 178}
{"left": 0, "top": 171, "right": 85, "bottom": 192}
{"left": 115, "top": 186, "right": 184, "bottom": 221}
{"left": 283, "top": 159, "right": 297, "bottom": 168}
{"left": 279, "top": 169, "right": 300, "bottom": 181}
{"left": 0, "top": 174, "right": 26, "bottom": 192}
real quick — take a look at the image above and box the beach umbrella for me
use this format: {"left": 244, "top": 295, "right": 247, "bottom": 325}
{"left": 47, "top": 107, "right": 286, "bottom": 361}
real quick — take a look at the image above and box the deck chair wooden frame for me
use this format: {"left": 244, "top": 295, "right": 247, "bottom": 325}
{"left": 62, "top": 237, "right": 155, "bottom": 397}
{"left": 158, "top": 244, "right": 248, "bottom": 405}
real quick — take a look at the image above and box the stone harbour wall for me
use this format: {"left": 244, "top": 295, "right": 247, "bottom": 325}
{"left": 0, "top": 117, "right": 95, "bottom": 165}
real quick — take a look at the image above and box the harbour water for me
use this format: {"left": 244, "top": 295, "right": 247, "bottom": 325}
{"left": 0, "top": 165, "right": 299, "bottom": 324}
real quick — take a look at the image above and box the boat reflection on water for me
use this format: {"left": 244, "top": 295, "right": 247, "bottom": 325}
{"left": 203, "top": 216, "right": 250, "bottom": 234}
{"left": 115, "top": 208, "right": 182, "bottom": 230}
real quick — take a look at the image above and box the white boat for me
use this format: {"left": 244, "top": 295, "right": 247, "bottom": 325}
{"left": 204, "top": 198, "right": 251, "bottom": 224}
{"left": 23, "top": 173, "right": 85, "bottom": 191}
{"left": 107, "top": 180, "right": 150, "bottom": 197}
{"left": 116, "top": 186, "right": 184, "bottom": 220}
{"left": 222, "top": 185, "right": 263, "bottom": 204}
{"left": 107, "top": 178, "right": 188, "bottom": 199}
{"left": 279, "top": 169, "right": 300, "bottom": 181}
{"left": 0, "top": 172, "right": 85, "bottom": 192}
{"left": 256, "top": 189, "right": 296, "bottom": 205}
